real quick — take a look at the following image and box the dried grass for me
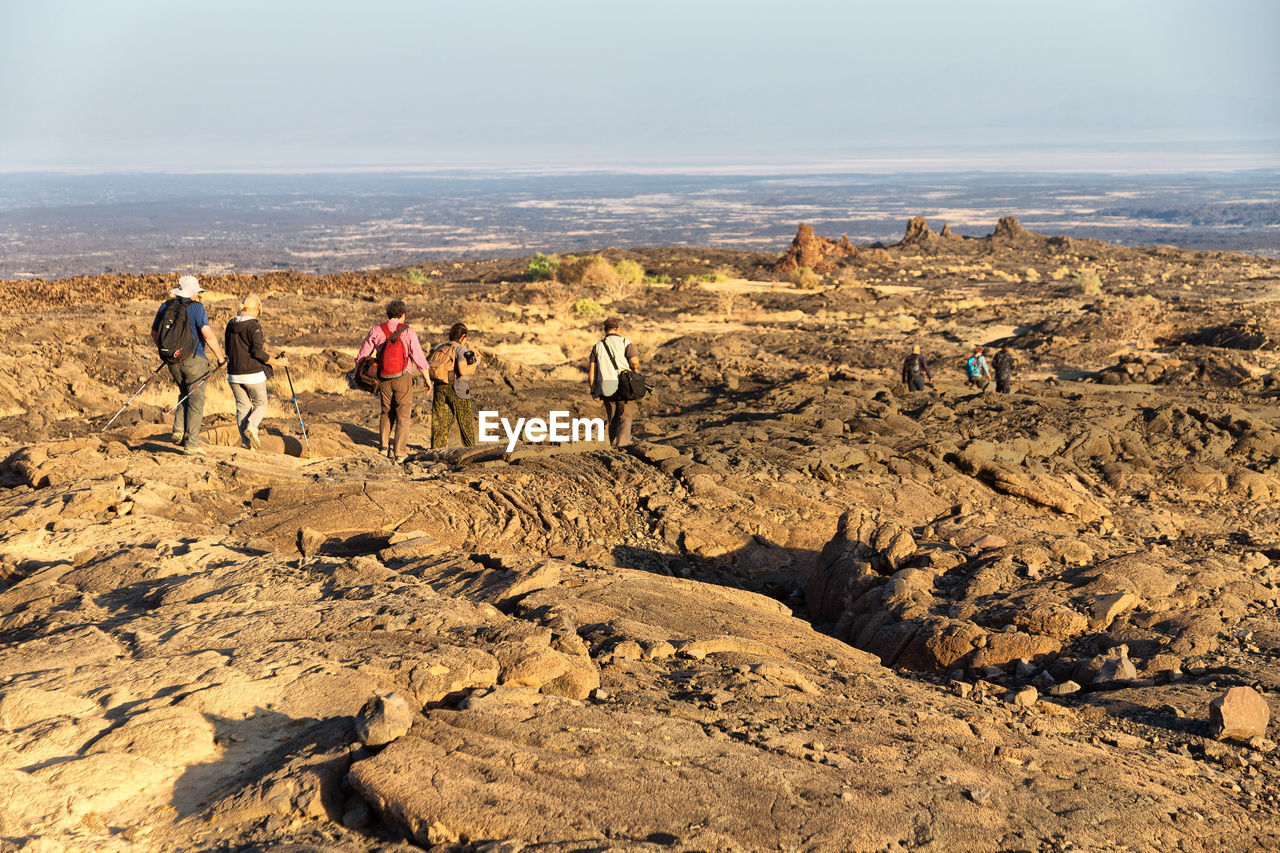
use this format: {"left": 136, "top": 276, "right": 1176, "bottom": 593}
{"left": 536, "top": 283, "right": 577, "bottom": 317}
{"left": 559, "top": 256, "right": 618, "bottom": 288}
{"left": 792, "top": 266, "right": 822, "bottom": 290}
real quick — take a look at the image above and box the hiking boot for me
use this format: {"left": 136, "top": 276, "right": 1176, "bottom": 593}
{"left": 246, "top": 428, "right": 262, "bottom": 450}
{"left": 183, "top": 445, "right": 206, "bottom": 457}
{"left": 172, "top": 432, "right": 185, "bottom": 445}
{"left": 393, "top": 455, "right": 408, "bottom": 465}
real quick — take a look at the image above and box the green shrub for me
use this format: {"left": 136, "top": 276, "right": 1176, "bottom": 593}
{"left": 527, "top": 253, "right": 561, "bottom": 281}
{"left": 600, "top": 259, "right": 647, "bottom": 302}
{"left": 573, "top": 297, "right": 604, "bottom": 316}
{"left": 405, "top": 267, "right": 428, "bottom": 285}
{"left": 1073, "top": 270, "right": 1103, "bottom": 295}
{"left": 643, "top": 273, "right": 672, "bottom": 284}
{"left": 792, "top": 266, "right": 822, "bottom": 290}
{"left": 614, "top": 259, "right": 645, "bottom": 285}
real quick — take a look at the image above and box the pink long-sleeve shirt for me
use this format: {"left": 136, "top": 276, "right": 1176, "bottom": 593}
{"left": 356, "top": 319, "right": 430, "bottom": 374}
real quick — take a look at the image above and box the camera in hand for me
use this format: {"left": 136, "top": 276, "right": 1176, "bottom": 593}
{"left": 463, "top": 350, "right": 477, "bottom": 366}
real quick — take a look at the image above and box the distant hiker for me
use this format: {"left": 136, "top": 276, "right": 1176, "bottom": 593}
{"left": 151, "top": 274, "right": 227, "bottom": 455}
{"left": 356, "top": 300, "right": 430, "bottom": 463}
{"left": 429, "top": 323, "right": 479, "bottom": 450}
{"left": 901, "top": 344, "right": 932, "bottom": 392}
{"left": 966, "top": 346, "right": 992, "bottom": 392}
{"left": 588, "top": 317, "right": 641, "bottom": 447}
{"left": 993, "top": 344, "right": 1015, "bottom": 394}
{"left": 224, "top": 293, "right": 284, "bottom": 449}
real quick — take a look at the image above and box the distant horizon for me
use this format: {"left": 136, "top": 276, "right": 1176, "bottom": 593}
{"left": 3, "top": 168, "right": 1277, "bottom": 280}
{"left": 3, "top": 147, "right": 1280, "bottom": 179}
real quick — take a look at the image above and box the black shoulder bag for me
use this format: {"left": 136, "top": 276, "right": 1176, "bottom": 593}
{"left": 601, "top": 337, "right": 647, "bottom": 401}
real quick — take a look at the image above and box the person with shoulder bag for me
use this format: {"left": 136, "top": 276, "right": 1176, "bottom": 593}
{"left": 224, "top": 293, "right": 284, "bottom": 450}
{"left": 355, "top": 299, "right": 430, "bottom": 463}
{"left": 587, "top": 317, "right": 641, "bottom": 448}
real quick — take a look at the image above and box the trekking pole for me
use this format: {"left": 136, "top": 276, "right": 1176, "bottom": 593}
{"left": 283, "top": 365, "right": 311, "bottom": 458}
{"left": 102, "top": 363, "right": 164, "bottom": 430}
{"left": 166, "top": 363, "right": 224, "bottom": 415}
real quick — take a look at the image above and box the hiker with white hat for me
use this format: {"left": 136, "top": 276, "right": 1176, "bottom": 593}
{"left": 150, "top": 274, "right": 227, "bottom": 455}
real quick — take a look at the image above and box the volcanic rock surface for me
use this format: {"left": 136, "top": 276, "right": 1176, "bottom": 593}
{"left": 1, "top": 222, "right": 1279, "bottom": 850}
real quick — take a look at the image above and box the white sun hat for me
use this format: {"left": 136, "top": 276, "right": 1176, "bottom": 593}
{"left": 170, "top": 275, "right": 204, "bottom": 299}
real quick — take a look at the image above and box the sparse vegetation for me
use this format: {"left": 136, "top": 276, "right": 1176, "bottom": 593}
{"left": 405, "top": 267, "right": 428, "bottom": 285}
{"left": 527, "top": 253, "right": 561, "bottom": 281}
{"left": 600, "top": 259, "right": 647, "bottom": 302}
{"left": 540, "top": 283, "right": 575, "bottom": 316}
{"left": 600, "top": 280, "right": 641, "bottom": 304}
{"left": 1074, "top": 270, "right": 1103, "bottom": 295}
{"left": 1109, "top": 294, "right": 1165, "bottom": 346}
{"left": 559, "top": 255, "right": 618, "bottom": 288}
{"left": 715, "top": 291, "right": 740, "bottom": 320}
{"left": 792, "top": 266, "right": 822, "bottom": 290}
{"left": 572, "top": 297, "right": 604, "bottom": 317}
{"left": 613, "top": 259, "right": 645, "bottom": 285}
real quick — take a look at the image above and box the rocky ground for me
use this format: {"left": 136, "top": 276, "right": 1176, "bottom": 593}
{"left": 1, "top": 218, "right": 1279, "bottom": 851}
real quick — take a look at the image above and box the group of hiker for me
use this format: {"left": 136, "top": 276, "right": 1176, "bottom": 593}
{"left": 148, "top": 278, "right": 643, "bottom": 459}
{"left": 353, "top": 303, "right": 480, "bottom": 463}
{"left": 149, "top": 275, "right": 1021, "bottom": 459}
{"left": 901, "top": 343, "right": 1016, "bottom": 394}
{"left": 149, "top": 275, "right": 297, "bottom": 455}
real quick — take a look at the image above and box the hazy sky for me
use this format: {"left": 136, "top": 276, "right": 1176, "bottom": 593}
{"left": 1, "top": 0, "right": 1277, "bottom": 172}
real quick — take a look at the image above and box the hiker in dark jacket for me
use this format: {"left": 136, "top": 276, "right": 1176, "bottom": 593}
{"left": 224, "top": 293, "right": 284, "bottom": 449}
{"left": 993, "top": 344, "right": 1015, "bottom": 393}
{"left": 901, "top": 344, "right": 932, "bottom": 392}
{"left": 150, "top": 275, "right": 226, "bottom": 455}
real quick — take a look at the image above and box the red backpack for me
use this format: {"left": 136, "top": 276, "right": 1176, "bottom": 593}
{"left": 377, "top": 322, "right": 411, "bottom": 379}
